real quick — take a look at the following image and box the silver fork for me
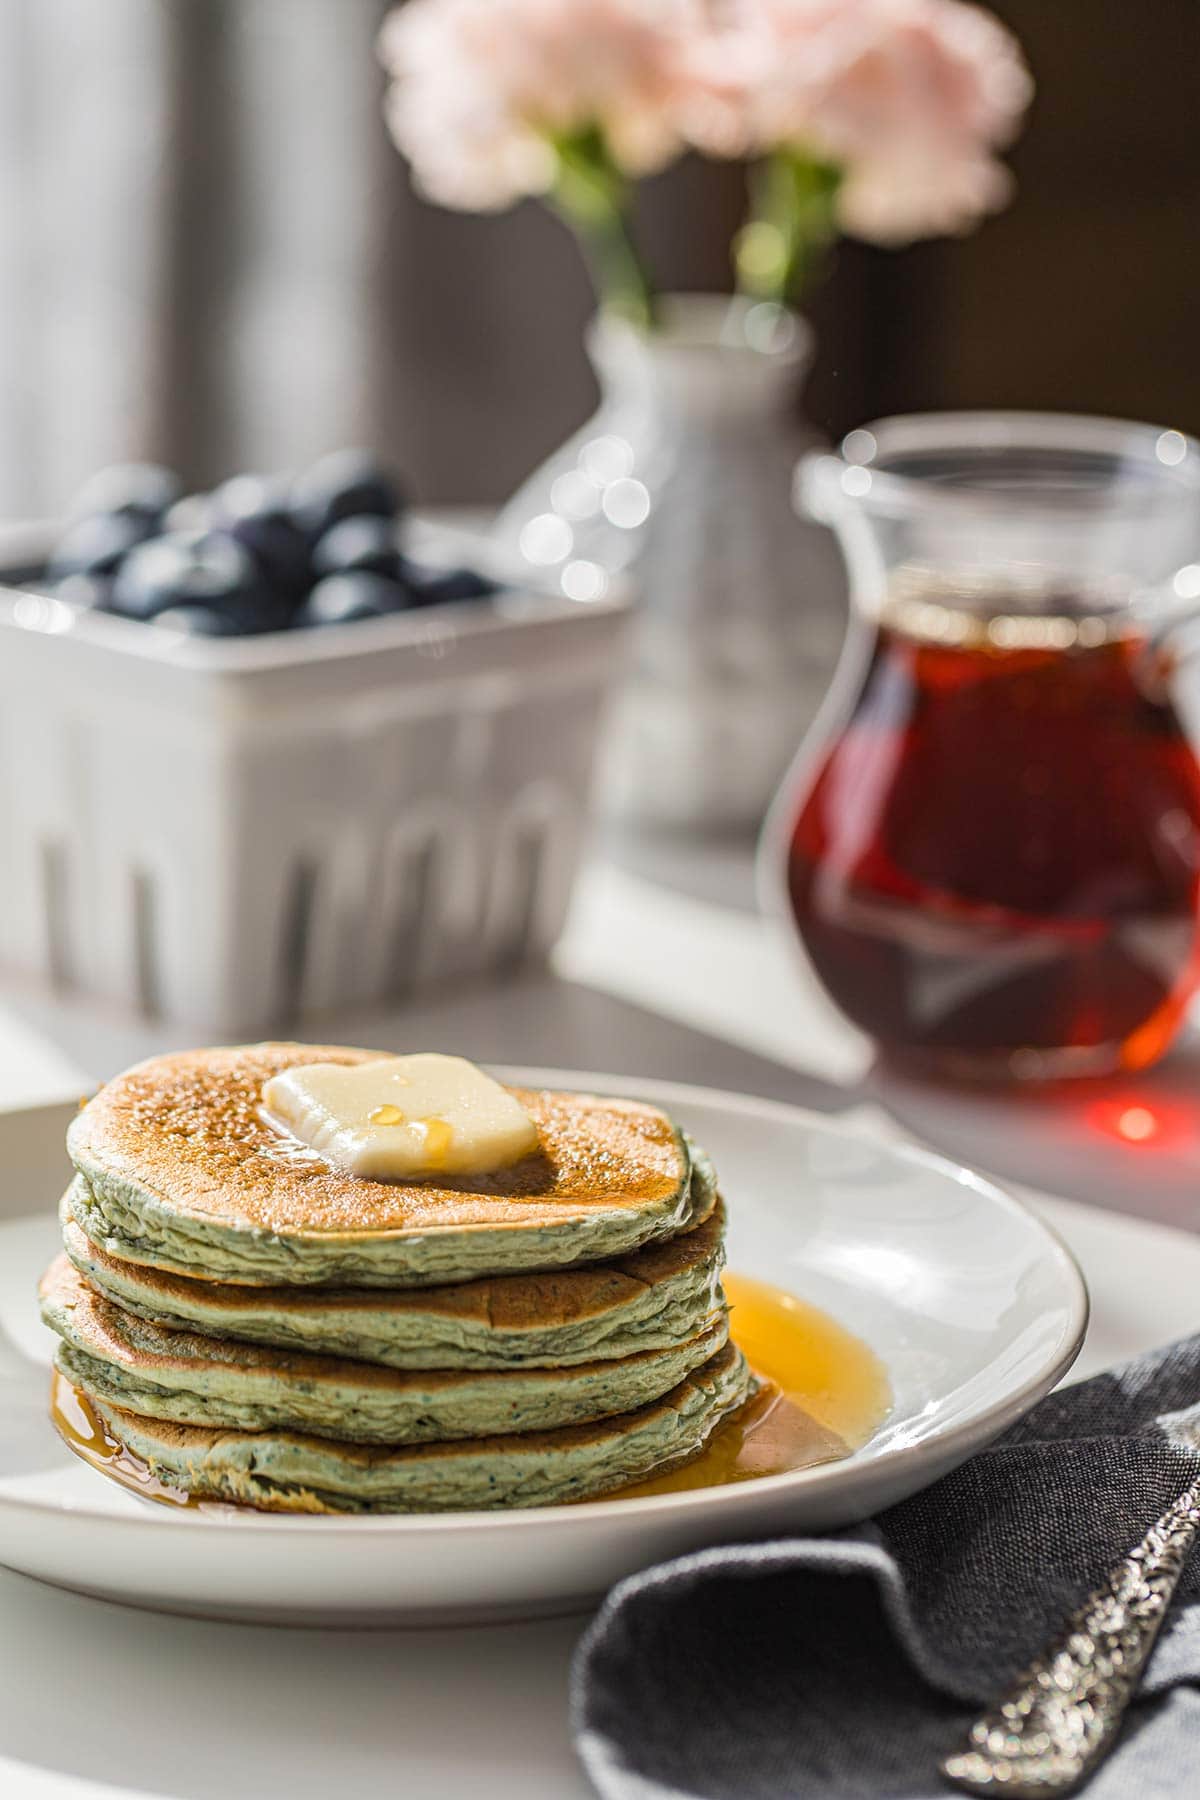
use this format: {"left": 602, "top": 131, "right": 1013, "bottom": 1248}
{"left": 942, "top": 1459, "right": 1200, "bottom": 1797}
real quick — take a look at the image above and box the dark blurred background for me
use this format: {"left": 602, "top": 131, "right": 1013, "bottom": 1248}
{"left": 1, "top": 0, "right": 1196, "bottom": 516}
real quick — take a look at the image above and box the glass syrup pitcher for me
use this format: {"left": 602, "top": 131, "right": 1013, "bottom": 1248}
{"left": 765, "top": 413, "right": 1200, "bottom": 1081}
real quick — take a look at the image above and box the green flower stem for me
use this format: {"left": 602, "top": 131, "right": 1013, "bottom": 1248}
{"left": 549, "top": 127, "right": 656, "bottom": 329}
{"left": 735, "top": 151, "right": 842, "bottom": 307}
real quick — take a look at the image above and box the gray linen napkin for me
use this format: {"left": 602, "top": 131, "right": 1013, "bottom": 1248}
{"left": 572, "top": 1336, "right": 1200, "bottom": 1799}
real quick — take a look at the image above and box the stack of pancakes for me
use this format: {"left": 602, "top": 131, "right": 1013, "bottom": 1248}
{"left": 40, "top": 1044, "right": 755, "bottom": 1512}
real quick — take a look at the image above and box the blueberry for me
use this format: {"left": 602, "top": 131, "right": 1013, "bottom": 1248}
{"left": 54, "top": 572, "right": 113, "bottom": 611}
{"left": 112, "top": 531, "right": 247, "bottom": 619}
{"left": 400, "top": 559, "right": 499, "bottom": 606}
{"left": 293, "top": 572, "right": 410, "bottom": 627}
{"left": 228, "top": 516, "right": 311, "bottom": 600}
{"left": 70, "top": 462, "right": 182, "bottom": 528}
{"left": 112, "top": 530, "right": 287, "bottom": 631}
{"left": 163, "top": 493, "right": 215, "bottom": 535}
{"left": 210, "top": 473, "right": 283, "bottom": 524}
{"left": 312, "top": 516, "right": 403, "bottom": 581}
{"left": 209, "top": 475, "right": 312, "bottom": 597}
{"left": 290, "top": 450, "right": 403, "bottom": 544}
{"left": 149, "top": 604, "right": 243, "bottom": 637}
{"left": 48, "top": 512, "right": 151, "bottom": 581}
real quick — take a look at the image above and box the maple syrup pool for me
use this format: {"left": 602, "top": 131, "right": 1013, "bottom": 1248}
{"left": 50, "top": 1272, "right": 891, "bottom": 1509}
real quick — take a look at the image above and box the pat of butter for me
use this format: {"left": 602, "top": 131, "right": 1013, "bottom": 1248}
{"left": 262, "top": 1053, "right": 539, "bottom": 1180}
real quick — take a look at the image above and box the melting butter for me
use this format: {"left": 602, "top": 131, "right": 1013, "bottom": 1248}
{"left": 369, "top": 1104, "right": 405, "bottom": 1126}
{"left": 263, "top": 1053, "right": 539, "bottom": 1180}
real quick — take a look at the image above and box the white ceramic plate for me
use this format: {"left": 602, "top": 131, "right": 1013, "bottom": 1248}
{"left": 0, "top": 1071, "right": 1087, "bottom": 1627}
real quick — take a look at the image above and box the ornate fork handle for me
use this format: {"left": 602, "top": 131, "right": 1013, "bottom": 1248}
{"left": 942, "top": 1475, "right": 1200, "bottom": 1797}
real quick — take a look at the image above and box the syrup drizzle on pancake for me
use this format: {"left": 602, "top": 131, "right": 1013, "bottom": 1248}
{"left": 51, "top": 1369, "right": 210, "bottom": 1512}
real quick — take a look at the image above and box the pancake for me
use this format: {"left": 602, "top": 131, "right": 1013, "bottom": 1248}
{"left": 83, "top": 1341, "right": 756, "bottom": 1511}
{"left": 42, "top": 1255, "right": 729, "bottom": 1445}
{"left": 68, "top": 1044, "right": 711, "bottom": 1287}
{"left": 60, "top": 1197, "right": 727, "bottom": 1371}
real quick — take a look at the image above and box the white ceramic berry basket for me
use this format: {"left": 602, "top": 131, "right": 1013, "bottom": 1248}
{"left": 0, "top": 520, "right": 631, "bottom": 1032}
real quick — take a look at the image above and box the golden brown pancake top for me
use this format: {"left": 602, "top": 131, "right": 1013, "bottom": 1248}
{"left": 69, "top": 1044, "right": 689, "bottom": 1239}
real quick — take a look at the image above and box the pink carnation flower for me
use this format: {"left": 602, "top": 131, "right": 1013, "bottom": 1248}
{"left": 677, "top": 0, "right": 1033, "bottom": 242}
{"left": 379, "top": 0, "right": 701, "bottom": 212}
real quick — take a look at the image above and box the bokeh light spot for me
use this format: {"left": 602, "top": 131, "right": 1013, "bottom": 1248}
{"left": 1115, "top": 1105, "right": 1158, "bottom": 1142}
{"left": 518, "top": 513, "right": 572, "bottom": 566}
{"left": 602, "top": 478, "right": 650, "bottom": 530}
{"left": 1156, "top": 430, "right": 1187, "bottom": 467}
{"left": 579, "top": 435, "right": 633, "bottom": 484}
{"left": 561, "top": 559, "right": 608, "bottom": 602}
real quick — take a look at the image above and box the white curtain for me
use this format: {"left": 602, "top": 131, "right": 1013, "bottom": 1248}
{"left": 0, "top": 0, "right": 598, "bottom": 516}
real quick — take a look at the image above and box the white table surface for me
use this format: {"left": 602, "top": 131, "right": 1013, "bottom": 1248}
{"left": 4, "top": 838, "right": 1200, "bottom": 1800}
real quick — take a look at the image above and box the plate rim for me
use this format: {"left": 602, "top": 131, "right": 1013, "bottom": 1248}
{"left": 0, "top": 1066, "right": 1089, "bottom": 1538}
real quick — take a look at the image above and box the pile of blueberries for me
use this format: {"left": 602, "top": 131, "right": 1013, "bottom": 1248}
{"left": 47, "top": 450, "right": 499, "bottom": 637}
